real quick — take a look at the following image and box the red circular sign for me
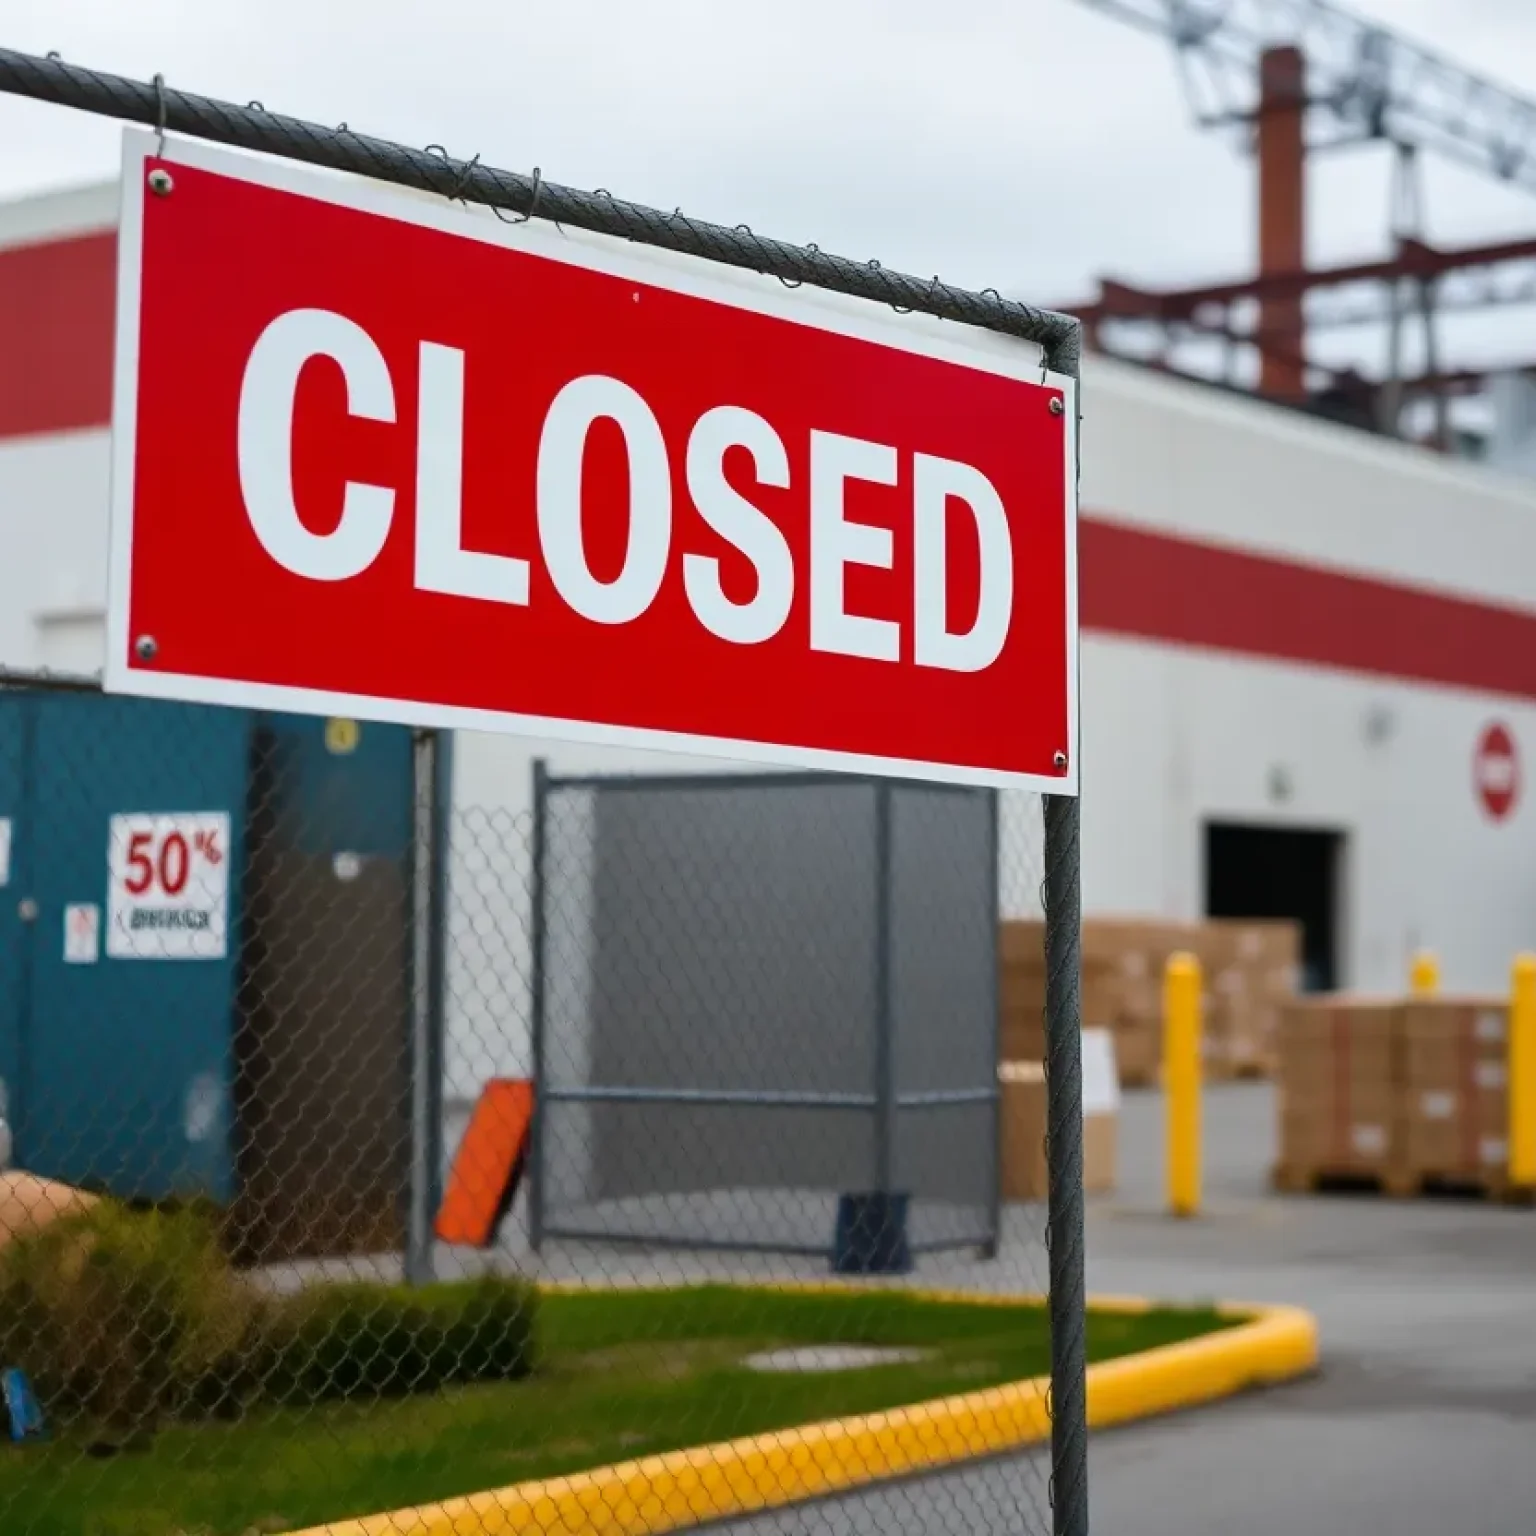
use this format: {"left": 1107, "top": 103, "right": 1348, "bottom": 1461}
{"left": 1475, "top": 722, "right": 1520, "bottom": 821}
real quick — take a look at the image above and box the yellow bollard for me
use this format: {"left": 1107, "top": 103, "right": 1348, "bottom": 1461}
{"left": 1510, "top": 954, "right": 1536, "bottom": 1189}
{"left": 1410, "top": 950, "right": 1440, "bottom": 996}
{"left": 1164, "top": 951, "right": 1202, "bottom": 1218}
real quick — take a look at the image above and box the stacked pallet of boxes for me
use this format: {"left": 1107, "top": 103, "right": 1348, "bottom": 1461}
{"left": 1272, "top": 996, "right": 1401, "bottom": 1191}
{"left": 1402, "top": 997, "right": 1512, "bottom": 1191}
{"left": 1274, "top": 994, "right": 1518, "bottom": 1198}
{"left": 1203, "top": 920, "right": 1305, "bottom": 1080}
{"left": 998, "top": 920, "right": 1120, "bottom": 1198}
{"left": 999, "top": 916, "right": 1302, "bottom": 1089}
{"left": 995, "top": 913, "right": 1302, "bottom": 1203}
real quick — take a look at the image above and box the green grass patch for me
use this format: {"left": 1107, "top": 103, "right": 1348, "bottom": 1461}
{"left": 0, "top": 1284, "right": 1234, "bottom": 1536}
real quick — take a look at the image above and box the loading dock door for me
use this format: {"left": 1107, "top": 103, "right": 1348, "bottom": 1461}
{"left": 1204, "top": 821, "right": 1343, "bottom": 992}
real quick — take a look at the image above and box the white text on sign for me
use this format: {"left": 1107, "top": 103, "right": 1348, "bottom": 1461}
{"left": 235, "top": 307, "right": 1015, "bottom": 674}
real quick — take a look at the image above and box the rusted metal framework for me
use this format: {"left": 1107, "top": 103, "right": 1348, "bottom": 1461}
{"left": 1071, "top": 0, "right": 1536, "bottom": 444}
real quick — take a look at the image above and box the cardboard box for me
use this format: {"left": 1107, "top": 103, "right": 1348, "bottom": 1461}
{"left": 1086, "top": 917, "right": 1201, "bottom": 1086}
{"left": 1276, "top": 996, "right": 1404, "bottom": 1176}
{"left": 1204, "top": 918, "right": 1302, "bottom": 974}
{"left": 999, "top": 1027, "right": 1119, "bottom": 1200}
{"left": 999, "top": 919, "right": 1123, "bottom": 1061}
{"left": 1202, "top": 920, "right": 1302, "bottom": 1077}
{"left": 1400, "top": 997, "right": 1509, "bottom": 1180}
{"left": 998, "top": 915, "right": 1302, "bottom": 1086}
{"left": 1114, "top": 1015, "right": 1162, "bottom": 1087}
{"left": 999, "top": 1062, "right": 1049, "bottom": 1200}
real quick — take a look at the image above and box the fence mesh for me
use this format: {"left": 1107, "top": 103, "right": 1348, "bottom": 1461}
{"left": 0, "top": 41, "right": 1085, "bottom": 1535}
{"left": 0, "top": 674, "right": 1058, "bottom": 1536}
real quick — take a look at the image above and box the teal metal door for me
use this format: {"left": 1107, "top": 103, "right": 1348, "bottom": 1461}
{"left": 0, "top": 699, "right": 27, "bottom": 1154}
{"left": 24, "top": 693, "right": 250, "bottom": 1200}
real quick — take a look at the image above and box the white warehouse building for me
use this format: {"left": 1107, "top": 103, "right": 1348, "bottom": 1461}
{"left": 4, "top": 170, "right": 1536, "bottom": 1099}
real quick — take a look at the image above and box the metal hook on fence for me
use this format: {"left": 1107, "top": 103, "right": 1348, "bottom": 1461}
{"left": 424, "top": 144, "right": 478, "bottom": 207}
{"left": 518, "top": 167, "right": 543, "bottom": 224}
{"left": 778, "top": 241, "right": 821, "bottom": 289}
{"left": 425, "top": 142, "right": 452, "bottom": 195}
{"left": 492, "top": 166, "right": 542, "bottom": 224}
{"left": 449, "top": 152, "right": 481, "bottom": 203}
{"left": 151, "top": 72, "right": 168, "bottom": 157}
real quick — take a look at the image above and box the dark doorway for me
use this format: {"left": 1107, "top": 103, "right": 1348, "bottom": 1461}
{"left": 232, "top": 715, "right": 415, "bottom": 1265}
{"left": 1204, "top": 822, "right": 1343, "bottom": 992}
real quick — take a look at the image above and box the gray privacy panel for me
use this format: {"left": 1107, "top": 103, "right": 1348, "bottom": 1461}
{"left": 536, "top": 773, "right": 998, "bottom": 1253}
{"left": 889, "top": 785, "right": 999, "bottom": 1212}
{"left": 585, "top": 779, "right": 877, "bottom": 1201}
{"left": 889, "top": 785, "right": 997, "bottom": 1096}
{"left": 587, "top": 780, "right": 879, "bottom": 1096}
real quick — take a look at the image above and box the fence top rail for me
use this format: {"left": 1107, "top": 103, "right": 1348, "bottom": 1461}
{"left": 0, "top": 666, "right": 104, "bottom": 695}
{"left": 0, "top": 47, "right": 1080, "bottom": 365}
{"left": 539, "top": 766, "right": 999, "bottom": 797}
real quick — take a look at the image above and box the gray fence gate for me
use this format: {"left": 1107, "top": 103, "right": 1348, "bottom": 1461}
{"left": 529, "top": 767, "right": 1001, "bottom": 1261}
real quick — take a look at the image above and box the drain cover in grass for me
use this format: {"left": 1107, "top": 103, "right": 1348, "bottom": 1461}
{"left": 743, "top": 1345, "right": 932, "bottom": 1373}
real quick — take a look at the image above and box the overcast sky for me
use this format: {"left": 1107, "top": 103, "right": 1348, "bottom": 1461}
{"left": 5, "top": 0, "right": 1536, "bottom": 383}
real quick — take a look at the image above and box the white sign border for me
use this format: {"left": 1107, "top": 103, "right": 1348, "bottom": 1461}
{"left": 105, "top": 129, "right": 1079, "bottom": 795}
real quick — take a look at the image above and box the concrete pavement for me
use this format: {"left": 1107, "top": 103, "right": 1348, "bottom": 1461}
{"left": 712, "top": 1081, "right": 1536, "bottom": 1534}
{"left": 339, "top": 1082, "right": 1536, "bottom": 1533}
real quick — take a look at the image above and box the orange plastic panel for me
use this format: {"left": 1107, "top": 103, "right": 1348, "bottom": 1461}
{"left": 434, "top": 1078, "right": 533, "bottom": 1247}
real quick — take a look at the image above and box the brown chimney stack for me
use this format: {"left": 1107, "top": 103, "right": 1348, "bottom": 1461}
{"left": 1256, "top": 45, "right": 1307, "bottom": 400}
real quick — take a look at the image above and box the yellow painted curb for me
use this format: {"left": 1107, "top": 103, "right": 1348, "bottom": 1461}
{"left": 283, "top": 1292, "right": 1318, "bottom": 1536}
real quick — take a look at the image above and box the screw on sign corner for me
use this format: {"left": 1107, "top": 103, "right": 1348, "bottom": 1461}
{"left": 147, "top": 168, "right": 174, "bottom": 196}
{"left": 134, "top": 634, "right": 158, "bottom": 662}
{"left": 1475, "top": 721, "right": 1520, "bottom": 822}
{"left": 1048, "top": 396, "right": 1065, "bottom": 416}
{"left": 1053, "top": 751, "right": 1069, "bottom": 771}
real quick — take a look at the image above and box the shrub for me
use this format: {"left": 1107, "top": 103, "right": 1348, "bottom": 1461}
{"left": 0, "top": 1202, "right": 252, "bottom": 1435}
{"left": 0, "top": 1198, "right": 539, "bottom": 1435}
{"left": 257, "top": 1275, "right": 539, "bottom": 1405}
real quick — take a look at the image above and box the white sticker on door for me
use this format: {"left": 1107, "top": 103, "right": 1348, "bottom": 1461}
{"left": 64, "top": 902, "right": 100, "bottom": 964}
{"left": 107, "top": 812, "right": 231, "bottom": 960}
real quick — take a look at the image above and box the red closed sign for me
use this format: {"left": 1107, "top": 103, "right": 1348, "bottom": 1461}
{"left": 106, "top": 137, "right": 1078, "bottom": 790}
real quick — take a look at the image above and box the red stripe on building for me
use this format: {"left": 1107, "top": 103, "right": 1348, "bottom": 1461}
{"left": 1082, "top": 516, "right": 1536, "bottom": 701}
{"left": 3, "top": 228, "right": 1536, "bottom": 701}
{"left": 0, "top": 231, "right": 115, "bottom": 441}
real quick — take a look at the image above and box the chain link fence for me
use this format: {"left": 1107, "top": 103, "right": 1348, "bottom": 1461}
{"left": 0, "top": 674, "right": 1063, "bottom": 1535}
{"left": 0, "top": 43, "right": 1085, "bottom": 1536}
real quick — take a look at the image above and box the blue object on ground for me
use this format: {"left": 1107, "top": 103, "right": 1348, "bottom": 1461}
{"left": 2, "top": 1369, "right": 44, "bottom": 1442}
